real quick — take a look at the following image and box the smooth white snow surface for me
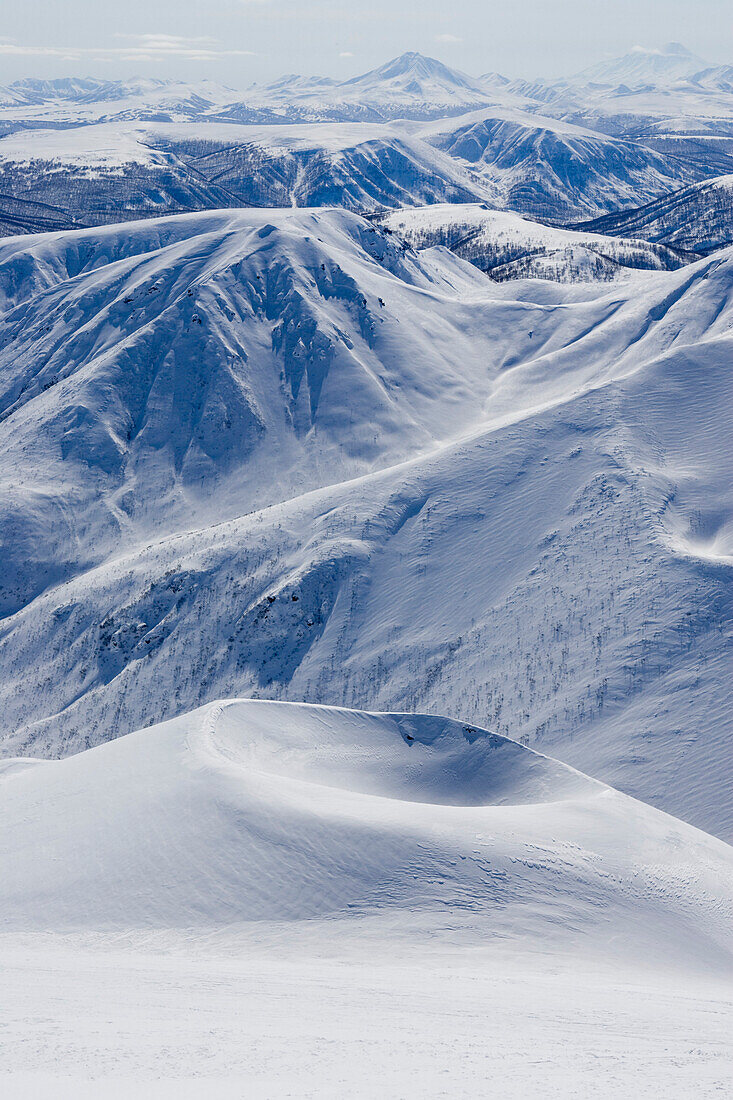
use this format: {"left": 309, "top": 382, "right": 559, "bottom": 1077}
{"left": 2, "top": 699, "right": 732, "bottom": 1097}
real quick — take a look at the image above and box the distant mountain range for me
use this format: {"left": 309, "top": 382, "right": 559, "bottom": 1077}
{"left": 572, "top": 42, "right": 709, "bottom": 88}
{"left": 3, "top": 45, "right": 733, "bottom": 126}
{"left": 0, "top": 47, "right": 732, "bottom": 251}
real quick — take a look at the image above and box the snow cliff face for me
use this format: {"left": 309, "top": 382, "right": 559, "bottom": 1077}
{"left": 0, "top": 207, "right": 731, "bottom": 843}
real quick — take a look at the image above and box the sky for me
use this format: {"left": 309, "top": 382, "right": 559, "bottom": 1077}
{"left": 1, "top": 0, "right": 732, "bottom": 87}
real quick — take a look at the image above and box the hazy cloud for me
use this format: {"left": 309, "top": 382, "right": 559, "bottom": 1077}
{"left": 0, "top": 35, "right": 254, "bottom": 61}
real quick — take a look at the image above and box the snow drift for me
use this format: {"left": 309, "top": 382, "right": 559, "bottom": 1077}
{"left": 2, "top": 698, "right": 731, "bottom": 973}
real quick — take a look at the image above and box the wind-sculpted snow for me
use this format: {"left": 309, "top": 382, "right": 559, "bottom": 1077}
{"left": 2, "top": 697, "right": 730, "bottom": 1097}
{"left": 0, "top": 208, "right": 731, "bottom": 841}
{"left": 2, "top": 698, "right": 731, "bottom": 958}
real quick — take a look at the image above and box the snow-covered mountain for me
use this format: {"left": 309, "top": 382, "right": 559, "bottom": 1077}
{"left": 1, "top": 46, "right": 732, "bottom": 235}
{"left": 0, "top": 47, "right": 731, "bottom": 832}
{"left": 1, "top": 44, "right": 732, "bottom": 1094}
{"left": 219, "top": 52, "right": 499, "bottom": 123}
{"left": 0, "top": 120, "right": 491, "bottom": 233}
{"left": 0, "top": 207, "right": 731, "bottom": 844}
{"left": 0, "top": 107, "right": 722, "bottom": 236}
{"left": 5, "top": 77, "right": 227, "bottom": 106}
{"left": 3, "top": 697, "right": 730, "bottom": 949}
{"left": 688, "top": 64, "right": 733, "bottom": 92}
{"left": 0, "top": 207, "right": 492, "bottom": 615}
{"left": 155, "top": 121, "right": 491, "bottom": 209}
{"left": 573, "top": 42, "right": 709, "bottom": 88}
{"left": 0, "top": 76, "right": 237, "bottom": 123}
{"left": 580, "top": 174, "right": 733, "bottom": 255}
{"left": 381, "top": 203, "right": 688, "bottom": 280}
{"left": 423, "top": 108, "right": 715, "bottom": 219}
{"left": 341, "top": 52, "right": 490, "bottom": 107}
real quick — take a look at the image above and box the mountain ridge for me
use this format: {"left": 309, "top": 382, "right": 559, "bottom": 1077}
{"left": 0, "top": 207, "right": 730, "bottom": 842}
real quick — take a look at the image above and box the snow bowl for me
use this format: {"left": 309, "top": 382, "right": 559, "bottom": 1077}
{"left": 199, "top": 700, "right": 601, "bottom": 807}
{"left": 1, "top": 699, "right": 732, "bottom": 970}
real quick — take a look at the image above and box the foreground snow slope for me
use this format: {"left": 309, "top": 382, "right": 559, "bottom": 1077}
{"left": 2, "top": 699, "right": 731, "bottom": 958}
{"left": 2, "top": 940, "right": 731, "bottom": 1100}
{"left": 3, "top": 699, "right": 731, "bottom": 1098}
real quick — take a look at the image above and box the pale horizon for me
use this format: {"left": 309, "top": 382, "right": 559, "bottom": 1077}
{"left": 2, "top": 0, "right": 732, "bottom": 88}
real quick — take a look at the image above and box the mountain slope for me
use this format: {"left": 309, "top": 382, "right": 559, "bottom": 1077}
{"left": 0, "top": 120, "right": 492, "bottom": 232}
{"left": 164, "top": 123, "right": 490, "bottom": 209}
{"left": 0, "top": 207, "right": 495, "bottom": 614}
{"left": 580, "top": 174, "right": 733, "bottom": 255}
{"left": 0, "top": 103, "right": 724, "bottom": 233}
{"left": 381, "top": 202, "right": 688, "bottom": 280}
{"left": 0, "top": 123, "right": 245, "bottom": 230}
{"left": 2, "top": 698, "right": 731, "bottom": 955}
{"left": 0, "top": 209, "right": 730, "bottom": 840}
{"left": 422, "top": 108, "right": 713, "bottom": 219}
